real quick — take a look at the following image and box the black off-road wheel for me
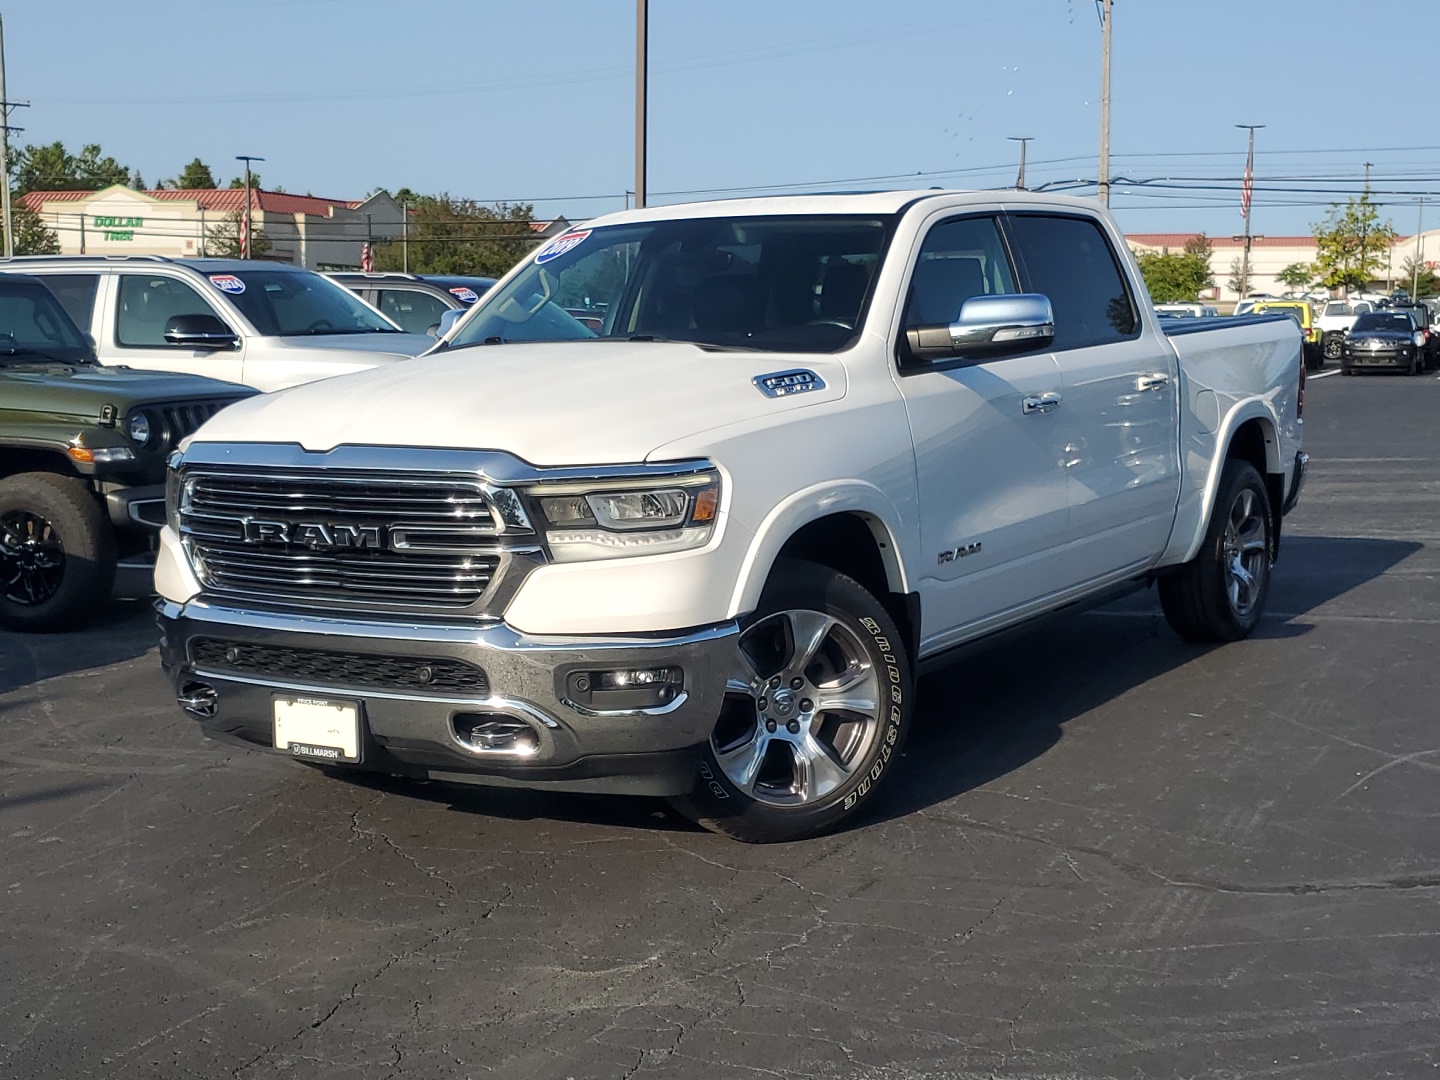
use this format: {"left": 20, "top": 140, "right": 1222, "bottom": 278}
{"left": 0, "top": 473, "right": 116, "bottom": 632}
{"left": 1158, "top": 459, "right": 1272, "bottom": 643}
{"left": 669, "top": 559, "right": 911, "bottom": 843}
{"left": 1322, "top": 332, "right": 1344, "bottom": 363}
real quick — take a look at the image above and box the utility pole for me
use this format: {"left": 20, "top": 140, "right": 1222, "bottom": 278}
{"left": 0, "top": 17, "right": 32, "bottom": 258}
{"left": 1360, "top": 161, "right": 1373, "bottom": 292}
{"left": 1236, "top": 124, "right": 1264, "bottom": 299}
{"left": 1413, "top": 199, "right": 1424, "bottom": 297}
{"left": 1008, "top": 137, "right": 1033, "bottom": 190}
{"left": 1097, "top": 0, "right": 1112, "bottom": 206}
{"left": 235, "top": 154, "right": 263, "bottom": 258}
{"left": 402, "top": 200, "right": 408, "bottom": 274}
{"left": 634, "top": 0, "right": 647, "bottom": 210}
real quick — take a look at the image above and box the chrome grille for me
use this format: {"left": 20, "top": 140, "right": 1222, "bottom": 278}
{"left": 179, "top": 470, "right": 519, "bottom": 614}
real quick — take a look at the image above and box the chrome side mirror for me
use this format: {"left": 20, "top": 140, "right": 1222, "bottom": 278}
{"left": 906, "top": 293, "right": 1055, "bottom": 362}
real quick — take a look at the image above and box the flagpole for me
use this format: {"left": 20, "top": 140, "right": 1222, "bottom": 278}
{"left": 1236, "top": 125, "right": 1263, "bottom": 298}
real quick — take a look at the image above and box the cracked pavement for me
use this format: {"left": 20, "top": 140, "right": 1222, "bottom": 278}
{"left": 2, "top": 373, "right": 1439, "bottom": 1079}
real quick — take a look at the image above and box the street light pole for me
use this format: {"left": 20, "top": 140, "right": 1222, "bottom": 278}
{"left": 235, "top": 155, "right": 264, "bottom": 259}
{"left": 1008, "top": 137, "right": 1033, "bottom": 190}
{"left": 1236, "top": 124, "right": 1264, "bottom": 298}
{"left": 1413, "top": 199, "right": 1424, "bottom": 297}
{"left": 1097, "top": 0, "right": 1112, "bottom": 206}
{"left": 634, "top": 0, "right": 647, "bottom": 210}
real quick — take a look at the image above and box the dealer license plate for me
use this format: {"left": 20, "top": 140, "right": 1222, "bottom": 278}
{"left": 273, "top": 696, "right": 361, "bottom": 763}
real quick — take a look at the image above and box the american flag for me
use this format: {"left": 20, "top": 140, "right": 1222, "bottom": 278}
{"left": 238, "top": 213, "right": 249, "bottom": 259}
{"left": 1241, "top": 151, "right": 1254, "bottom": 220}
{"left": 361, "top": 242, "right": 374, "bottom": 273}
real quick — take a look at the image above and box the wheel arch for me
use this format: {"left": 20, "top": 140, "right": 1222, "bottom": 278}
{"left": 729, "top": 484, "right": 917, "bottom": 657}
{"left": 0, "top": 445, "right": 83, "bottom": 482}
{"left": 1172, "top": 406, "right": 1282, "bottom": 566}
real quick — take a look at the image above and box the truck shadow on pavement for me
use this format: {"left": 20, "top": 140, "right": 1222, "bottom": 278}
{"left": 282, "top": 534, "right": 1425, "bottom": 839}
{"left": 0, "top": 600, "right": 156, "bottom": 697}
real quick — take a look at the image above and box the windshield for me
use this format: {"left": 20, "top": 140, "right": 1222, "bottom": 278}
{"left": 450, "top": 215, "right": 890, "bottom": 353}
{"left": 221, "top": 270, "right": 402, "bottom": 337}
{"left": 0, "top": 283, "right": 94, "bottom": 364}
{"left": 1353, "top": 313, "right": 1413, "bottom": 333}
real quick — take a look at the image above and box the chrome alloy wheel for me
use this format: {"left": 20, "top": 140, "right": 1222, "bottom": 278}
{"left": 713, "top": 609, "right": 883, "bottom": 807}
{"left": 1221, "top": 487, "right": 1268, "bottom": 619}
{"left": 0, "top": 510, "right": 66, "bottom": 607}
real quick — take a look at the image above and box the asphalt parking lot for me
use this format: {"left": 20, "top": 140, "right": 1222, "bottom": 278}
{"left": 2, "top": 370, "right": 1438, "bottom": 1080}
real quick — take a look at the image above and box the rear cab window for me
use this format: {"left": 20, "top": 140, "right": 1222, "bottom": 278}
{"left": 1004, "top": 213, "right": 1140, "bottom": 350}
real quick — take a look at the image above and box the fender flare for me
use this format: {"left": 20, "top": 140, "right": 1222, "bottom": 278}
{"left": 1177, "top": 400, "right": 1280, "bottom": 565}
{"left": 728, "top": 480, "right": 911, "bottom": 617}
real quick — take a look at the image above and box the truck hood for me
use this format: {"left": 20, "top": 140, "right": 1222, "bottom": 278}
{"left": 273, "top": 332, "right": 435, "bottom": 360}
{"left": 1, "top": 362, "right": 253, "bottom": 416}
{"left": 191, "top": 340, "right": 847, "bottom": 465}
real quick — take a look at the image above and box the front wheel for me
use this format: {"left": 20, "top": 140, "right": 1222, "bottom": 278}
{"left": 1158, "top": 459, "right": 1272, "bottom": 643}
{"left": 669, "top": 560, "right": 911, "bottom": 843}
{"left": 1322, "top": 333, "right": 1344, "bottom": 362}
{"left": 0, "top": 473, "right": 116, "bottom": 632}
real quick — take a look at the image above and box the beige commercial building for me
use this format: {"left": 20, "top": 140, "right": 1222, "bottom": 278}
{"left": 22, "top": 184, "right": 406, "bottom": 270}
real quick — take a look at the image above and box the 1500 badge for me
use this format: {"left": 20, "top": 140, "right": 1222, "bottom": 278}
{"left": 937, "top": 541, "right": 982, "bottom": 565}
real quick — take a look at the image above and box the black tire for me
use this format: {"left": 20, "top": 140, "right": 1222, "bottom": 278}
{"left": 1304, "top": 343, "right": 1323, "bottom": 372}
{"left": 1322, "top": 332, "right": 1344, "bottom": 362}
{"left": 1408, "top": 353, "right": 1422, "bottom": 376}
{"left": 0, "top": 472, "right": 116, "bottom": 632}
{"left": 1158, "top": 459, "right": 1272, "bottom": 644}
{"left": 668, "top": 559, "right": 911, "bottom": 843}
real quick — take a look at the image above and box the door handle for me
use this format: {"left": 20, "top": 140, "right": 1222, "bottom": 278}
{"left": 1136, "top": 373, "right": 1171, "bottom": 392}
{"left": 1022, "top": 393, "right": 1062, "bottom": 415}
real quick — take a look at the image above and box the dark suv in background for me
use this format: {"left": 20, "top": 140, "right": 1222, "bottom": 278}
{"left": 329, "top": 273, "right": 495, "bottom": 336}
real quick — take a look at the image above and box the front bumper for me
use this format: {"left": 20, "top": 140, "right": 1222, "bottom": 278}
{"left": 157, "top": 600, "right": 738, "bottom": 796}
{"left": 1343, "top": 347, "right": 1413, "bottom": 368}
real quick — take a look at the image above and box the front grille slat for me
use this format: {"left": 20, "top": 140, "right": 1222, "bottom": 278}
{"left": 191, "top": 638, "right": 490, "bottom": 696}
{"left": 180, "top": 470, "right": 513, "bottom": 613}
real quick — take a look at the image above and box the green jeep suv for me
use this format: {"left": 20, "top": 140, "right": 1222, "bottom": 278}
{"left": 0, "top": 272, "right": 254, "bottom": 630}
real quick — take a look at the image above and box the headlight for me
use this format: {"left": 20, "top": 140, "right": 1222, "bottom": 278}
{"left": 529, "top": 470, "right": 721, "bottom": 562}
{"left": 165, "top": 455, "right": 184, "bottom": 528}
{"left": 128, "top": 412, "right": 151, "bottom": 445}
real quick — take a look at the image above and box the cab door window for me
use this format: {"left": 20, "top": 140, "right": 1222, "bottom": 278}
{"left": 903, "top": 216, "right": 1017, "bottom": 329}
{"left": 116, "top": 274, "right": 226, "bottom": 347}
{"left": 376, "top": 288, "right": 450, "bottom": 335}
{"left": 1004, "top": 213, "right": 1139, "bottom": 350}
{"left": 38, "top": 274, "right": 102, "bottom": 332}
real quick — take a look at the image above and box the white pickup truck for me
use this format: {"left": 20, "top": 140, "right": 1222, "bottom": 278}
{"left": 155, "top": 191, "right": 1306, "bottom": 843}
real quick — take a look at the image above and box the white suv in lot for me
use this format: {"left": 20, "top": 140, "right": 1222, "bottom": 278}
{"left": 4, "top": 256, "right": 435, "bottom": 391}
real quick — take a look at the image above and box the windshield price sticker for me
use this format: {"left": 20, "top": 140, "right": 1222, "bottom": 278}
{"left": 534, "top": 230, "right": 591, "bottom": 265}
{"left": 208, "top": 274, "right": 246, "bottom": 295}
{"left": 448, "top": 287, "right": 480, "bottom": 304}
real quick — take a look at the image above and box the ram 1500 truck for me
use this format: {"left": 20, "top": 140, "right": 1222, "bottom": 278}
{"left": 155, "top": 191, "right": 1306, "bottom": 843}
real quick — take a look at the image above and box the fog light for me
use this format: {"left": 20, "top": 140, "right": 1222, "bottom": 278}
{"left": 566, "top": 667, "right": 684, "bottom": 711}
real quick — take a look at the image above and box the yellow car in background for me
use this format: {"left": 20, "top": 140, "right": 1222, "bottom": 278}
{"left": 1252, "top": 301, "right": 1323, "bottom": 370}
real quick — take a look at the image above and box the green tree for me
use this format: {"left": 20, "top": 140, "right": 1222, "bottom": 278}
{"left": 1397, "top": 255, "right": 1440, "bottom": 298}
{"left": 10, "top": 141, "right": 134, "bottom": 194}
{"left": 1227, "top": 257, "right": 1249, "bottom": 298}
{"left": 203, "top": 212, "right": 272, "bottom": 259}
{"left": 168, "top": 158, "right": 217, "bottom": 189}
{"left": 1, "top": 204, "right": 60, "bottom": 254}
{"left": 1134, "top": 233, "right": 1214, "bottom": 302}
{"left": 1311, "top": 194, "right": 1397, "bottom": 292}
{"left": 1276, "top": 262, "right": 1315, "bottom": 290}
{"left": 371, "top": 193, "right": 539, "bottom": 277}
{"left": 228, "top": 173, "right": 262, "bottom": 190}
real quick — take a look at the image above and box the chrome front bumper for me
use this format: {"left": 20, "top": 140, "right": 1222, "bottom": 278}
{"left": 157, "top": 600, "right": 738, "bottom": 796}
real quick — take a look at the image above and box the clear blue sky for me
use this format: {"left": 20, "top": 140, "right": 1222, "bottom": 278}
{"left": 10, "top": 0, "right": 1438, "bottom": 239}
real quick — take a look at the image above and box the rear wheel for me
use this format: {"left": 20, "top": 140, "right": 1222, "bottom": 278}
{"left": 0, "top": 473, "right": 116, "bottom": 632}
{"left": 669, "top": 560, "right": 911, "bottom": 843}
{"left": 1159, "top": 459, "right": 1272, "bottom": 643}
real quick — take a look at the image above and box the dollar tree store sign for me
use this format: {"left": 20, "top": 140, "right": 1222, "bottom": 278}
{"left": 93, "top": 216, "right": 142, "bottom": 241}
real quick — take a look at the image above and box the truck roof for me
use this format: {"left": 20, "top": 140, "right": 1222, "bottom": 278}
{"left": 576, "top": 188, "right": 1109, "bottom": 230}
